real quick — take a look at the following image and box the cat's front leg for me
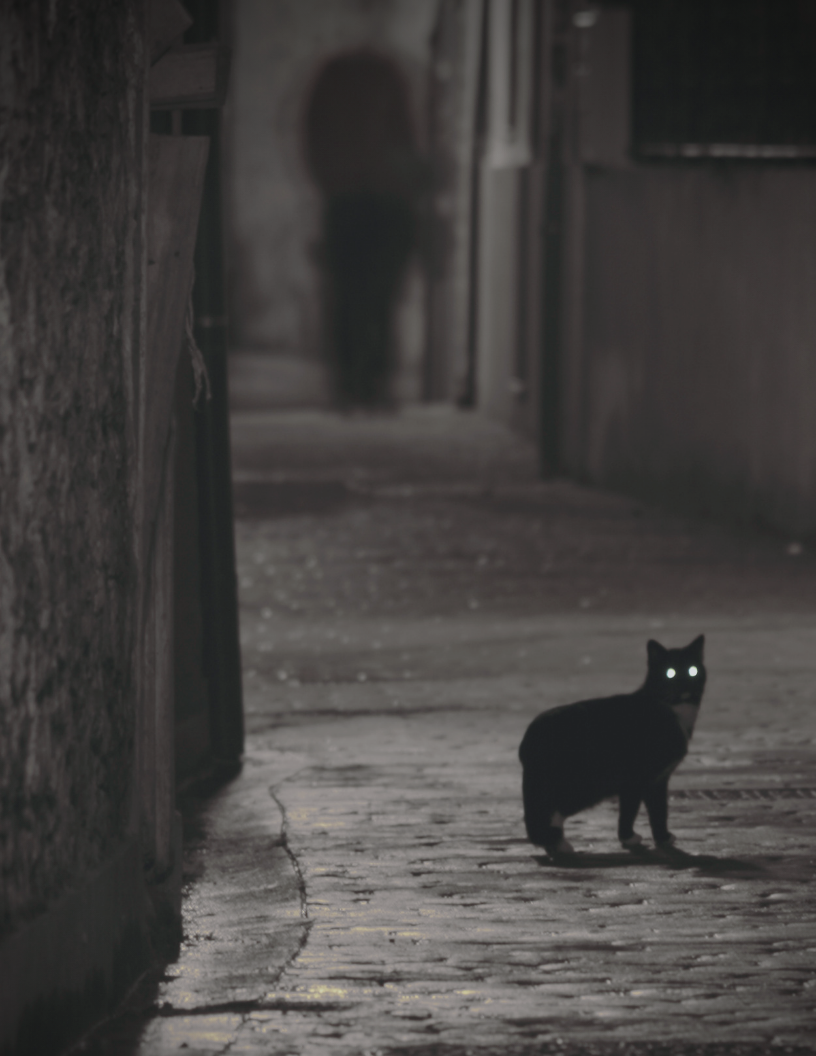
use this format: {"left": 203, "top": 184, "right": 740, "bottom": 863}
{"left": 618, "top": 788, "right": 644, "bottom": 848}
{"left": 643, "top": 778, "right": 674, "bottom": 847}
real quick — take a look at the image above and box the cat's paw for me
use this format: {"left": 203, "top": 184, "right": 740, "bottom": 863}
{"left": 655, "top": 833, "right": 677, "bottom": 849}
{"left": 547, "top": 836, "right": 575, "bottom": 856}
{"left": 620, "top": 833, "right": 644, "bottom": 850}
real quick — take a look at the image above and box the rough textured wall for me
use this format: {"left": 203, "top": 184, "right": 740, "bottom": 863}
{"left": 226, "top": 0, "right": 438, "bottom": 362}
{"left": 0, "top": 0, "right": 145, "bottom": 934}
{"left": 581, "top": 166, "right": 816, "bottom": 536}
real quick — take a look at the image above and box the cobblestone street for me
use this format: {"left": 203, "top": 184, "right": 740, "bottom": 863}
{"left": 81, "top": 406, "right": 816, "bottom": 1056}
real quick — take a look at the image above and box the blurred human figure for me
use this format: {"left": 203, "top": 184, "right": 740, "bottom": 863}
{"left": 305, "top": 50, "right": 424, "bottom": 409}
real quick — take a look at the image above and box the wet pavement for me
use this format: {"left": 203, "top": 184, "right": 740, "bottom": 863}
{"left": 76, "top": 406, "right": 816, "bottom": 1055}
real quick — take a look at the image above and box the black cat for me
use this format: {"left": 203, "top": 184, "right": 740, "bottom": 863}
{"left": 519, "top": 636, "right": 706, "bottom": 855}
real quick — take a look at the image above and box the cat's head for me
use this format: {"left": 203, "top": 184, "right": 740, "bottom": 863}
{"left": 645, "top": 635, "right": 706, "bottom": 706}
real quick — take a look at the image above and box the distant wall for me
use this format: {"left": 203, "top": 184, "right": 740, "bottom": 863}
{"left": 476, "top": 165, "right": 525, "bottom": 419}
{"left": 580, "top": 164, "right": 816, "bottom": 535}
{"left": 226, "top": 0, "right": 438, "bottom": 395}
{"left": 474, "top": 0, "right": 541, "bottom": 432}
{"left": 0, "top": 0, "right": 144, "bottom": 936}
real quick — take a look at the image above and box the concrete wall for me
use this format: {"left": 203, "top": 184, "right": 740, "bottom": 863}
{"left": 566, "top": 5, "right": 816, "bottom": 536}
{"left": 0, "top": 2, "right": 149, "bottom": 1049}
{"left": 580, "top": 164, "right": 816, "bottom": 535}
{"left": 226, "top": 0, "right": 438, "bottom": 397}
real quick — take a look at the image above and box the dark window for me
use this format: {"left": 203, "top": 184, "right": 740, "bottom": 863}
{"left": 632, "top": 0, "right": 816, "bottom": 157}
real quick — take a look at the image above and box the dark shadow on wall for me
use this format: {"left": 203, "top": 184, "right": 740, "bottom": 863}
{"left": 304, "top": 49, "right": 428, "bottom": 410}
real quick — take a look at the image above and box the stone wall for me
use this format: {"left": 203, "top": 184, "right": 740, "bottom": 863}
{"left": 0, "top": 0, "right": 145, "bottom": 935}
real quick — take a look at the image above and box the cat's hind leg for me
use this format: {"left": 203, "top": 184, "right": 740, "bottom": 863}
{"left": 541, "top": 811, "right": 575, "bottom": 855}
{"left": 526, "top": 811, "right": 574, "bottom": 855}
{"left": 618, "top": 788, "right": 645, "bottom": 850}
{"left": 522, "top": 771, "right": 574, "bottom": 854}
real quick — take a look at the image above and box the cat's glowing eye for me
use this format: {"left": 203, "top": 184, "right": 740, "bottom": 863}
{"left": 666, "top": 668, "right": 676, "bottom": 679}
{"left": 688, "top": 666, "right": 698, "bottom": 677}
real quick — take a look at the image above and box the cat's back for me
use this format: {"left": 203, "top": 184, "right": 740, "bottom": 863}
{"left": 519, "top": 692, "right": 640, "bottom": 755}
{"left": 519, "top": 690, "right": 686, "bottom": 767}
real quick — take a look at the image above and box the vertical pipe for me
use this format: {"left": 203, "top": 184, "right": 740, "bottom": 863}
{"left": 537, "top": 0, "right": 572, "bottom": 476}
{"left": 184, "top": 105, "right": 244, "bottom": 763}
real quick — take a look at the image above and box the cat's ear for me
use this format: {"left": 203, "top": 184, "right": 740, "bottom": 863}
{"left": 647, "top": 639, "right": 667, "bottom": 664}
{"left": 688, "top": 634, "right": 705, "bottom": 658}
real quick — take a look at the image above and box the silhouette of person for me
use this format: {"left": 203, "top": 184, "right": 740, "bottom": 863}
{"left": 305, "top": 50, "right": 425, "bottom": 409}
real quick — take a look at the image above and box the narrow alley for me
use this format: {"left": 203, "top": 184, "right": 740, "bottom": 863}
{"left": 8, "top": 4, "right": 816, "bottom": 1056}
{"left": 81, "top": 405, "right": 816, "bottom": 1056}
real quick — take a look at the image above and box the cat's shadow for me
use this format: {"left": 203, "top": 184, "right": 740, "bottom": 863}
{"left": 534, "top": 845, "right": 766, "bottom": 879}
